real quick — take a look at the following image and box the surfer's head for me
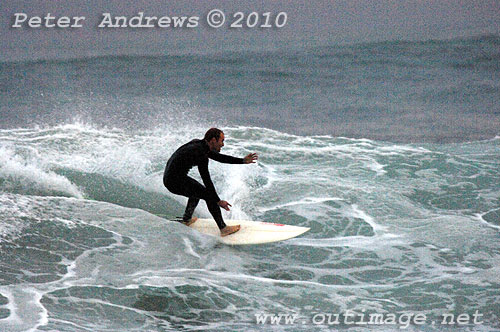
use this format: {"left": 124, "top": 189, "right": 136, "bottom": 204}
{"left": 204, "top": 128, "right": 225, "bottom": 152}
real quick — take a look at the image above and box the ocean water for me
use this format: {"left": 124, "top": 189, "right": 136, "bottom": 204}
{"left": 0, "top": 35, "right": 499, "bottom": 332}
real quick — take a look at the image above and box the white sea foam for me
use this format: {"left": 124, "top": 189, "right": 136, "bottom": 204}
{"left": 0, "top": 146, "right": 83, "bottom": 198}
{"left": 0, "top": 123, "right": 499, "bottom": 331}
{"left": 258, "top": 196, "right": 343, "bottom": 213}
{"left": 287, "top": 233, "right": 402, "bottom": 248}
{"left": 349, "top": 204, "right": 387, "bottom": 233}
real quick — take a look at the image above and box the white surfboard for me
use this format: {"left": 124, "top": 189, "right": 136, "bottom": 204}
{"left": 189, "top": 218, "right": 309, "bottom": 245}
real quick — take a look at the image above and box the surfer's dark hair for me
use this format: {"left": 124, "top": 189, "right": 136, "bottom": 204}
{"left": 204, "top": 128, "right": 223, "bottom": 142}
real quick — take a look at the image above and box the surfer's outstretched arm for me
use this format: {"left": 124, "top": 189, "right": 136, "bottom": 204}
{"left": 208, "top": 151, "right": 258, "bottom": 164}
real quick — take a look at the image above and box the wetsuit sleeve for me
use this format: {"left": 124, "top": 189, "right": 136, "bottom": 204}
{"left": 198, "top": 160, "right": 221, "bottom": 202}
{"left": 208, "top": 151, "right": 244, "bottom": 164}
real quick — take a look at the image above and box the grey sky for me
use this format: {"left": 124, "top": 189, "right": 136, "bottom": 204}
{"left": 1, "top": 0, "right": 499, "bottom": 61}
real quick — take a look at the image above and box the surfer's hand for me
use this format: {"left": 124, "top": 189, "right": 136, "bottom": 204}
{"left": 218, "top": 200, "right": 232, "bottom": 211}
{"left": 243, "top": 153, "right": 258, "bottom": 164}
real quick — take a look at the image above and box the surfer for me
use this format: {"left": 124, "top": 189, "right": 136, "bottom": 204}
{"left": 163, "top": 128, "right": 258, "bottom": 236}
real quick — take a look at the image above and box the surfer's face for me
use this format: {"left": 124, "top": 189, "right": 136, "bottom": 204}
{"left": 209, "top": 133, "right": 225, "bottom": 152}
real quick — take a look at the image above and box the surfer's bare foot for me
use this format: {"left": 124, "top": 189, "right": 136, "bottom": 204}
{"left": 182, "top": 217, "right": 198, "bottom": 226}
{"left": 221, "top": 225, "right": 240, "bottom": 237}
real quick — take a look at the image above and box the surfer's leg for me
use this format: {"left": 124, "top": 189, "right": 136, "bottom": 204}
{"left": 183, "top": 197, "right": 199, "bottom": 222}
{"left": 168, "top": 177, "right": 227, "bottom": 230}
{"left": 205, "top": 199, "right": 226, "bottom": 230}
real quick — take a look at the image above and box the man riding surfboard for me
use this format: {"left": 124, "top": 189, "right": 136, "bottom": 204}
{"left": 163, "top": 128, "right": 258, "bottom": 236}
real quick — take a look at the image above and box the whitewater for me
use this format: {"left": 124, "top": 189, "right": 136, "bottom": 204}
{"left": 0, "top": 123, "right": 499, "bottom": 331}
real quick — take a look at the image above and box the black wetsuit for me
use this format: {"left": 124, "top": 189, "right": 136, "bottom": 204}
{"left": 163, "top": 139, "right": 244, "bottom": 229}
